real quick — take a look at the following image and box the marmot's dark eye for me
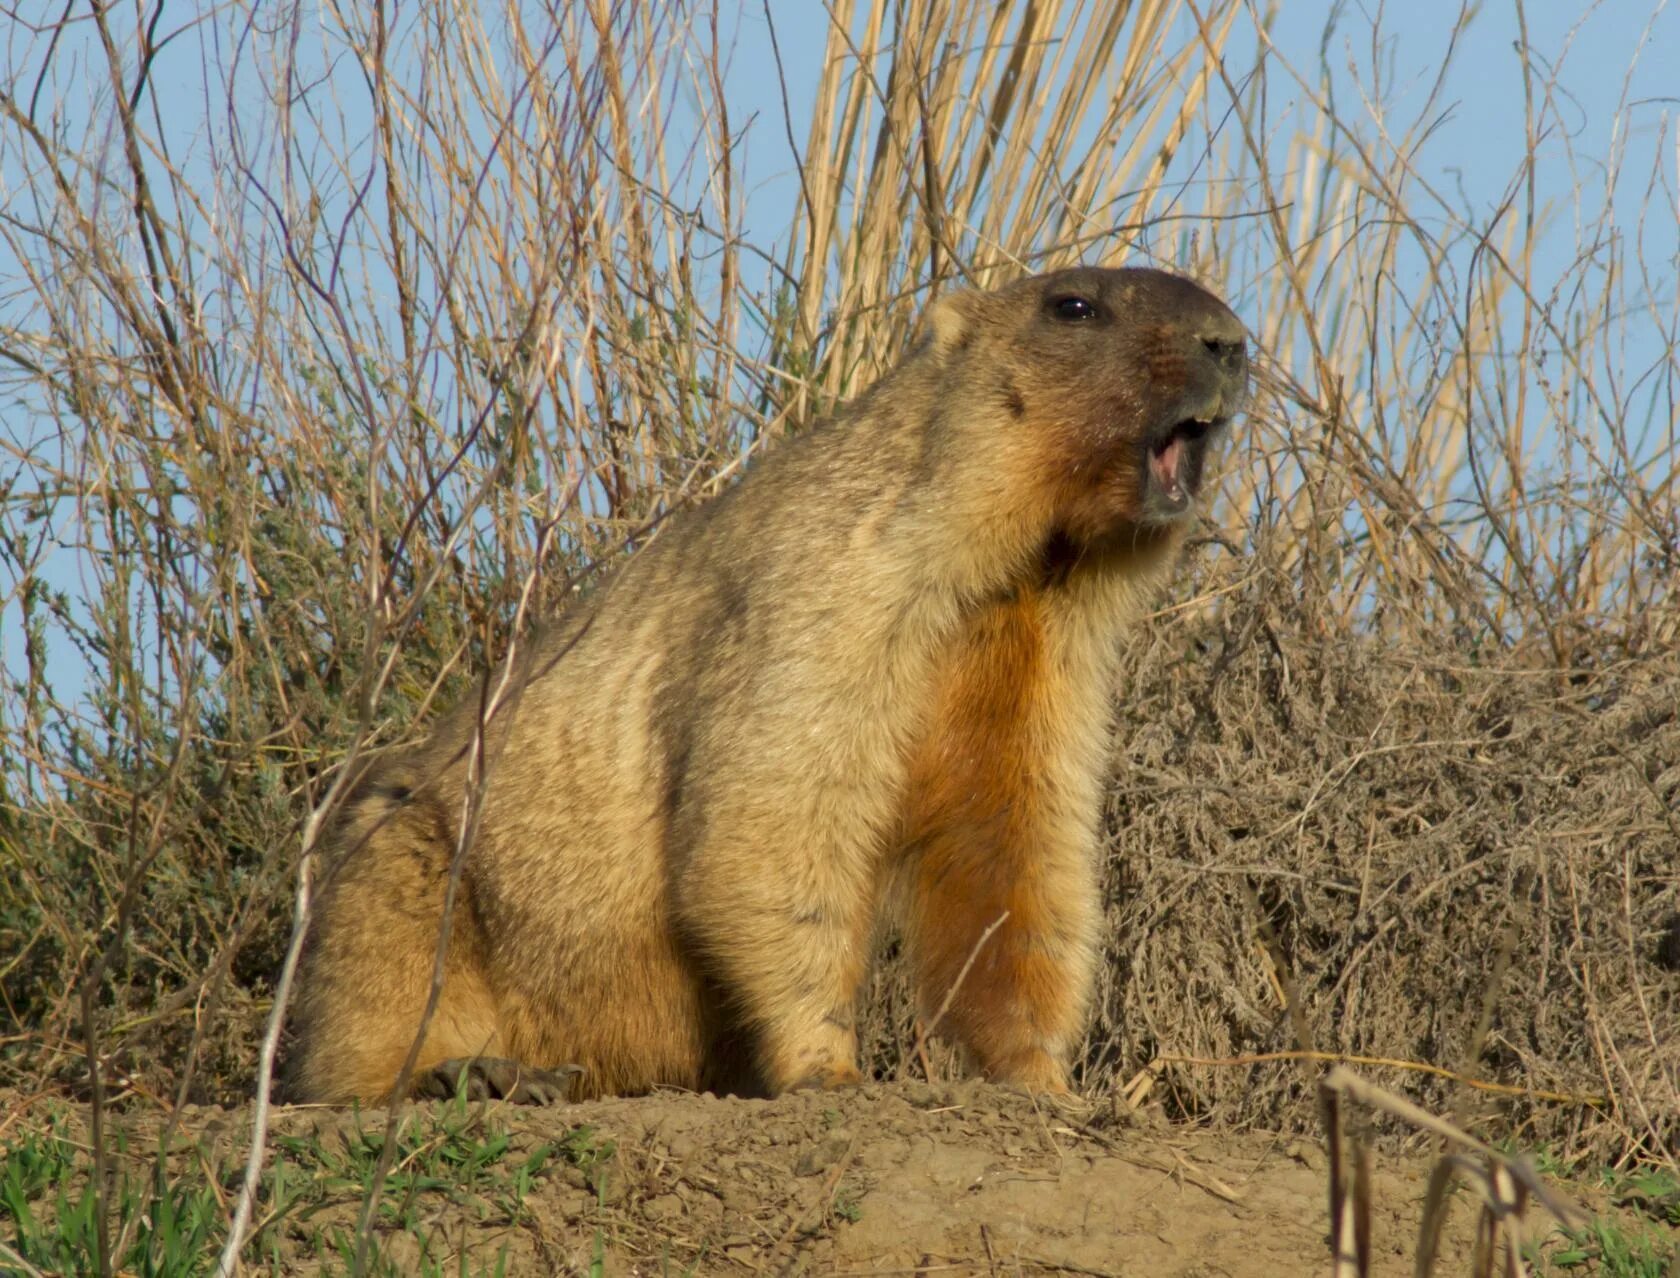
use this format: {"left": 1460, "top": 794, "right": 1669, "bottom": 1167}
{"left": 1050, "top": 295, "right": 1098, "bottom": 322}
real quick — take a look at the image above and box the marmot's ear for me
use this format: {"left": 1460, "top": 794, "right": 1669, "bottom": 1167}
{"left": 923, "top": 289, "right": 985, "bottom": 359}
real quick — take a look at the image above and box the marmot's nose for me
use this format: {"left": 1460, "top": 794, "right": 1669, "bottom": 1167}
{"left": 1200, "top": 334, "right": 1247, "bottom": 380}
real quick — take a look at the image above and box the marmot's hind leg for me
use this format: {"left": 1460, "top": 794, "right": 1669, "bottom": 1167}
{"left": 288, "top": 785, "right": 514, "bottom": 1103}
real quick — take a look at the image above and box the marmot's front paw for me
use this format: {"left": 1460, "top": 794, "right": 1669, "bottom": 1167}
{"left": 418, "top": 1056, "right": 582, "bottom": 1104}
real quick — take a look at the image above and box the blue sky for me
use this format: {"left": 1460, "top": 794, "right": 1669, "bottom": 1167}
{"left": 717, "top": 2, "right": 1677, "bottom": 312}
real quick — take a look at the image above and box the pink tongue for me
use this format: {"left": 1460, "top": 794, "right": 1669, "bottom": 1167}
{"left": 1152, "top": 436, "right": 1184, "bottom": 494}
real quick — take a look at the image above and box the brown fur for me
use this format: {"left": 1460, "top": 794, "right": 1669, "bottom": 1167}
{"left": 286, "top": 266, "right": 1248, "bottom": 1103}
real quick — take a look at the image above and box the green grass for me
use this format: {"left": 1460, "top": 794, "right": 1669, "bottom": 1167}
{"left": 1, "top": 1117, "right": 222, "bottom": 1276}
{"left": 1600, "top": 1166, "right": 1680, "bottom": 1229}
{"left": 1524, "top": 1160, "right": 1680, "bottom": 1278}
{"left": 274, "top": 1107, "right": 553, "bottom": 1226}
{"left": 1546, "top": 1218, "right": 1677, "bottom": 1278}
{"left": 0, "top": 1100, "right": 601, "bottom": 1276}
{"left": 832, "top": 1191, "right": 864, "bottom": 1224}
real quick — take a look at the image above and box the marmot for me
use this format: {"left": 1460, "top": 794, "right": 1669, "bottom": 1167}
{"left": 287, "top": 266, "right": 1248, "bottom": 1103}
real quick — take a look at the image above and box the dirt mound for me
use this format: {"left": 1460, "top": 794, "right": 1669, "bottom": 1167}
{"left": 12, "top": 1080, "right": 1618, "bottom": 1274}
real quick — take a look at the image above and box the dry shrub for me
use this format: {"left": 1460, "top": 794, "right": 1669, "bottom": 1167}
{"left": 1094, "top": 544, "right": 1678, "bottom": 1161}
{"left": 0, "top": 0, "right": 1675, "bottom": 1180}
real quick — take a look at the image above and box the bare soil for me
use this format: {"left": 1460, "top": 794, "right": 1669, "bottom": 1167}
{"left": 12, "top": 1080, "right": 1628, "bottom": 1276}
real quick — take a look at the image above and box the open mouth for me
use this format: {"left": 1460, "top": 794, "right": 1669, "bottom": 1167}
{"left": 1146, "top": 415, "right": 1223, "bottom": 512}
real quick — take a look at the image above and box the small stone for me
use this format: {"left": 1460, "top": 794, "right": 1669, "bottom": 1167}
{"left": 935, "top": 1079, "right": 980, "bottom": 1108}
{"left": 642, "top": 1193, "right": 685, "bottom": 1221}
{"left": 795, "top": 1132, "right": 852, "bottom": 1177}
{"left": 665, "top": 1134, "right": 696, "bottom": 1161}
{"left": 556, "top": 1188, "right": 594, "bottom": 1215}
{"left": 1285, "top": 1139, "right": 1325, "bottom": 1171}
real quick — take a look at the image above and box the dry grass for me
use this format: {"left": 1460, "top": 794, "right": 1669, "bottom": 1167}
{"left": 0, "top": 1, "right": 1676, "bottom": 1269}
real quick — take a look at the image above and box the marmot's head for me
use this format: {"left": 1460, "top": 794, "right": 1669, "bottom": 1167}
{"left": 926, "top": 266, "right": 1247, "bottom": 544}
